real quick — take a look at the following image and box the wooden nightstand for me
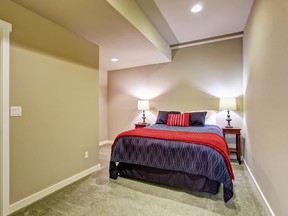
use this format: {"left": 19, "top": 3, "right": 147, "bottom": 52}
{"left": 222, "top": 127, "right": 242, "bottom": 164}
{"left": 134, "top": 123, "right": 150, "bottom": 129}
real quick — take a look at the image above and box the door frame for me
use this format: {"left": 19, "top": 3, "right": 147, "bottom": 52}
{"left": 0, "top": 19, "right": 12, "bottom": 216}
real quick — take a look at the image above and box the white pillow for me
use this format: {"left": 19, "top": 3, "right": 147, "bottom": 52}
{"left": 186, "top": 110, "right": 217, "bottom": 125}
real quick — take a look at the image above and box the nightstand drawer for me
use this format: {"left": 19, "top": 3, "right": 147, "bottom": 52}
{"left": 135, "top": 123, "right": 150, "bottom": 129}
{"left": 222, "top": 128, "right": 241, "bottom": 134}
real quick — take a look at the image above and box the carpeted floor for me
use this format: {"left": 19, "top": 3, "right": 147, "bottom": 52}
{"left": 10, "top": 143, "right": 271, "bottom": 216}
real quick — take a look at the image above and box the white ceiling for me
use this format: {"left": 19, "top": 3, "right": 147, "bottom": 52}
{"left": 148, "top": 0, "right": 254, "bottom": 44}
{"left": 12, "top": 0, "right": 254, "bottom": 71}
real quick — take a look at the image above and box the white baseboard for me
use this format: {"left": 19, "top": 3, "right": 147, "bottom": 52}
{"left": 99, "top": 140, "right": 113, "bottom": 146}
{"left": 9, "top": 164, "right": 101, "bottom": 214}
{"left": 243, "top": 159, "right": 275, "bottom": 216}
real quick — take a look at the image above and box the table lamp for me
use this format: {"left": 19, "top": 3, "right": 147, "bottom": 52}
{"left": 219, "top": 98, "right": 236, "bottom": 128}
{"left": 137, "top": 100, "right": 149, "bottom": 124}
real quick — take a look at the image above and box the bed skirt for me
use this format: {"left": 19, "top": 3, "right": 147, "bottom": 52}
{"left": 110, "top": 162, "right": 220, "bottom": 195}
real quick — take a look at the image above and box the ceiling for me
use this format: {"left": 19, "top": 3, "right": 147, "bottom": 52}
{"left": 12, "top": 0, "right": 254, "bottom": 71}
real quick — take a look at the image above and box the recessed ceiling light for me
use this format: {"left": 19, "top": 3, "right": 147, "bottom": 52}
{"left": 111, "top": 58, "right": 119, "bottom": 62}
{"left": 191, "top": 4, "right": 203, "bottom": 13}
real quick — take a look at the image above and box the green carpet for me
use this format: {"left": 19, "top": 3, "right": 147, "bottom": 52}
{"left": 10, "top": 144, "right": 271, "bottom": 216}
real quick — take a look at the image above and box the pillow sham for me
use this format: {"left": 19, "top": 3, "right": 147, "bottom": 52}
{"left": 187, "top": 110, "right": 217, "bottom": 125}
{"left": 155, "top": 111, "right": 181, "bottom": 124}
{"left": 167, "top": 113, "right": 190, "bottom": 127}
{"left": 190, "top": 111, "right": 207, "bottom": 126}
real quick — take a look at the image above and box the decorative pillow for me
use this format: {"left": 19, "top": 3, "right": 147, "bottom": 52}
{"left": 187, "top": 110, "right": 217, "bottom": 125}
{"left": 155, "top": 111, "right": 181, "bottom": 124}
{"left": 167, "top": 113, "right": 190, "bottom": 127}
{"left": 190, "top": 111, "right": 207, "bottom": 126}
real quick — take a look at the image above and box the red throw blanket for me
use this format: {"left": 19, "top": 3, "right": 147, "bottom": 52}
{"left": 112, "top": 128, "right": 234, "bottom": 180}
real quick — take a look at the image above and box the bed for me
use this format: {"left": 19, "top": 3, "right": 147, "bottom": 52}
{"left": 109, "top": 111, "right": 234, "bottom": 202}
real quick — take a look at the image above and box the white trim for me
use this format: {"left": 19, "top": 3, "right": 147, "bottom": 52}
{"left": 171, "top": 34, "right": 243, "bottom": 50}
{"left": 99, "top": 140, "right": 113, "bottom": 146}
{"left": 0, "top": 19, "right": 12, "bottom": 216}
{"left": 0, "top": 20, "right": 12, "bottom": 31}
{"left": 243, "top": 159, "right": 275, "bottom": 216}
{"left": 9, "top": 164, "right": 101, "bottom": 214}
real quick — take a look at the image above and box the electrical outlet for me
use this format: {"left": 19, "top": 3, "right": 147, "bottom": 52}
{"left": 84, "top": 151, "right": 89, "bottom": 159}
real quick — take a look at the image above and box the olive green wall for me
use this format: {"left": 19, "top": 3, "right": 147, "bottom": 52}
{"left": 108, "top": 39, "right": 243, "bottom": 140}
{"left": 243, "top": 0, "right": 288, "bottom": 215}
{"left": 0, "top": 0, "right": 99, "bottom": 204}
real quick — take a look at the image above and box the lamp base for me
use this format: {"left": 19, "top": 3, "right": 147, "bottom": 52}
{"left": 225, "top": 110, "right": 233, "bottom": 128}
{"left": 142, "top": 110, "right": 146, "bottom": 124}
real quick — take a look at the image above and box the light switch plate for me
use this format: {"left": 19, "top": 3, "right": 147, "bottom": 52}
{"left": 11, "top": 106, "right": 22, "bottom": 117}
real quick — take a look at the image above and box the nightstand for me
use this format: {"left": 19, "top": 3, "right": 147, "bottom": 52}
{"left": 134, "top": 123, "right": 150, "bottom": 129}
{"left": 222, "top": 127, "right": 242, "bottom": 164}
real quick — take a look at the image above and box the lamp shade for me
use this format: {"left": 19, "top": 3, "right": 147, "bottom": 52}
{"left": 219, "top": 98, "right": 236, "bottom": 111}
{"left": 138, "top": 100, "right": 149, "bottom": 111}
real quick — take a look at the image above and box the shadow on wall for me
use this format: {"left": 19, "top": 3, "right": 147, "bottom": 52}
{"left": 148, "top": 83, "right": 220, "bottom": 111}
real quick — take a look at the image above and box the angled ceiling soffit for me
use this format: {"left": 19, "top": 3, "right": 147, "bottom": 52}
{"left": 106, "top": 0, "right": 171, "bottom": 61}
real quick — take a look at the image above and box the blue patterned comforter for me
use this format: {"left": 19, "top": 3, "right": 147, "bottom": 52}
{"left": 147, "top": 124, "right": 223, "bottom": 135}
{"left": 110, "top": 124, "right": 233, "bottom": 202}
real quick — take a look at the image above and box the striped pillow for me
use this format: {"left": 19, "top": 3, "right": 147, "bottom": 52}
{"left": 167, "top": 113, "right": 190, "bottom": 127}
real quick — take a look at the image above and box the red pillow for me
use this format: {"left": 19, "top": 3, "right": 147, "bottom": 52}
{"left": 167, "top": 113, "right": 190, "bottom": 127}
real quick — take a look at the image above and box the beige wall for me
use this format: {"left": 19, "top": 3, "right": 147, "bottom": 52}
{"left": 108, "top": 39, "right": 243, "bottom": 140}
{"left": 0, "top": 0, "right": 99, "bottom": 204}
{"left": 99, "top": 66, "right": 108, "bottom": 142}
{"left": 243, "top": 0, "right": 288, "bottom": 215}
